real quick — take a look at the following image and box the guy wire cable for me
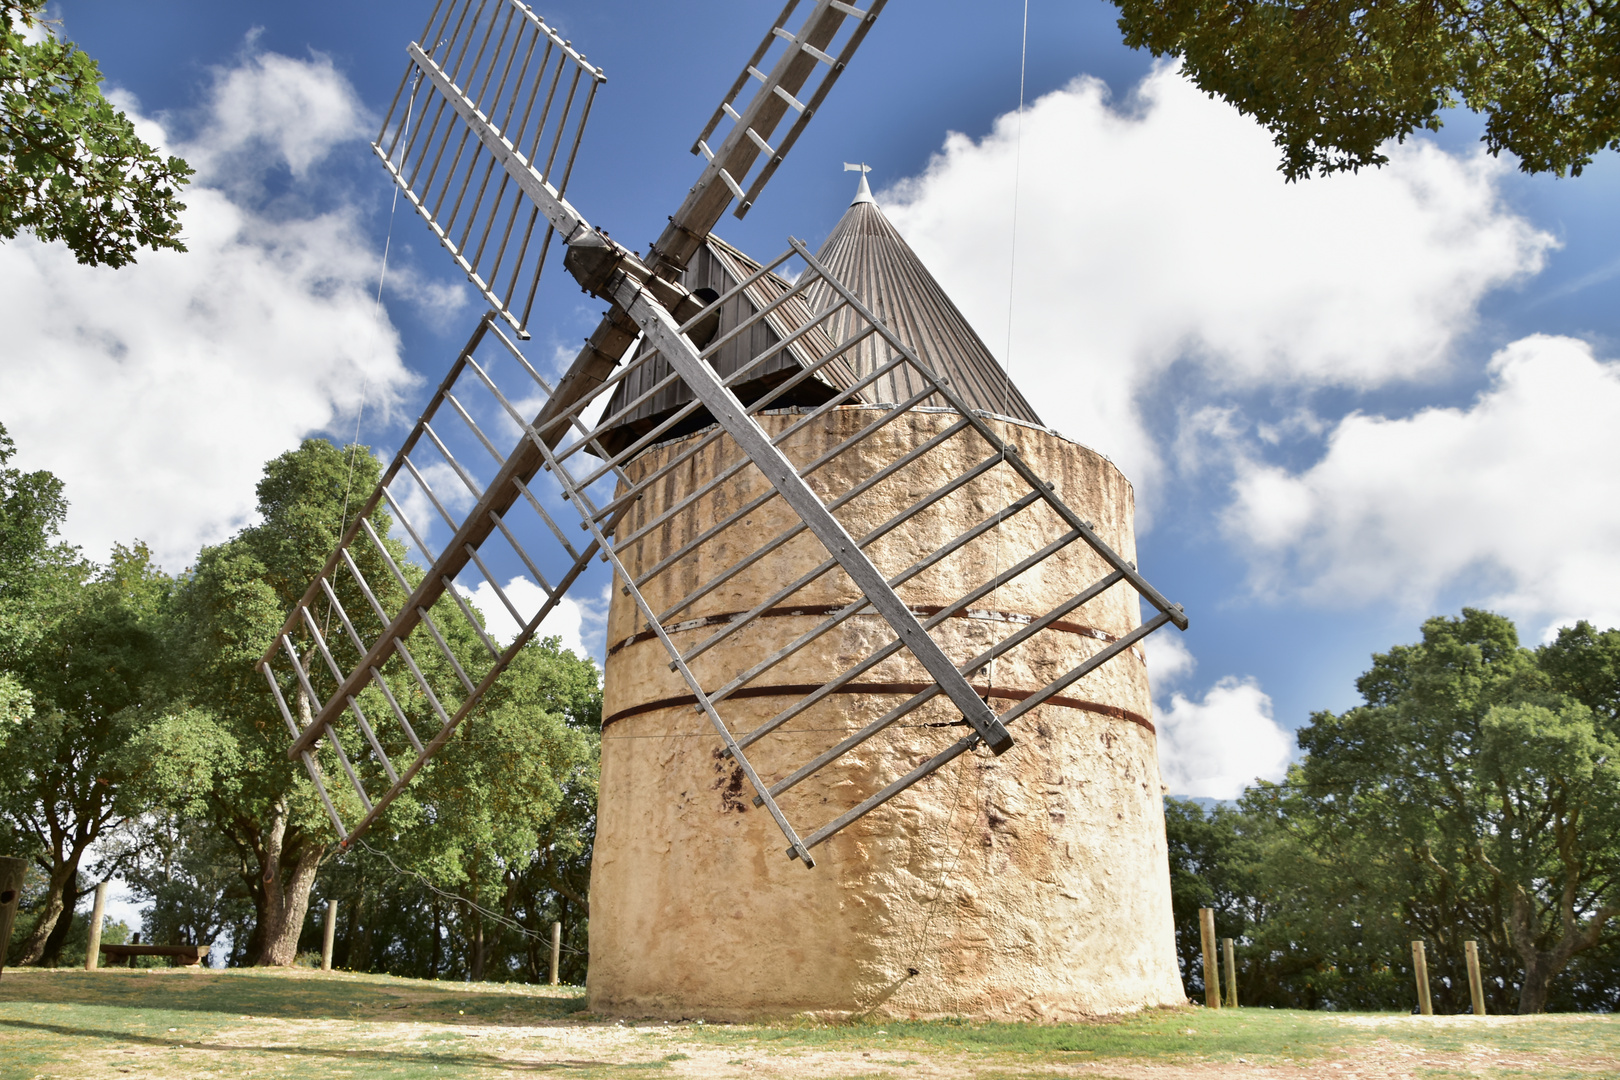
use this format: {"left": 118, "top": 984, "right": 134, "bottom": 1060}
{"left": 355, "top": 837, "right": 582, "bottom": 952}
{"left": 908, "top": 0, "right": 1034, "bottom": 983}
{"left": 326, "top": 74, "right": 421, "bottom": 642}
{"left": 987, "top": 0, "right": 1030, "bottom": 713}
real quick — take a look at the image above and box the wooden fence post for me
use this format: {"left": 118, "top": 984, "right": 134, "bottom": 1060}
{"left": 1222, "top": 937, "right": 1238, "bottom": 1008}
{"left": 1465, "top": 940, "right": 1486, "bottom": 1016}
{"left": 84, "top": 882, "right": 109, "bottom": 971}
{"left": 1198, "top": 908, "right": 1220, "bottom": 1009}
{"left": 321, "top": 899, "right": 337, "bottom": 972}
{"left": 1411, "top": 940, "right": 1433, "bottom": 1015}
{"left": 0, "top": 857, "right": 27, "bottom": 981}
{"left": 549, "top": 921, "right": 562, "bottom": 986}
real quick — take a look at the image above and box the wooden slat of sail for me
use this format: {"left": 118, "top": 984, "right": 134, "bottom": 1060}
{"left": 805, "top": 194, "right": 1044, "bottom": 425}
{"left": 593, "top": 235, "right": 865, "bottom": 455}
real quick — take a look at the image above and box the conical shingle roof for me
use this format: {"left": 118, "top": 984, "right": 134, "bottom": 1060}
{"left": 592, "top": 235, "right": 862, "bottom": 455}
{"left": 807, "top": 181, "right": 1042, "bottom": 426}
{"left": 591, "top": 178, "right": 1042, "bottom": 458}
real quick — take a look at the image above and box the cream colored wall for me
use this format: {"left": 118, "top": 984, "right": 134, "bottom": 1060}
{"left": 588, "top": 408, "right": 1185, "bottom": 1020}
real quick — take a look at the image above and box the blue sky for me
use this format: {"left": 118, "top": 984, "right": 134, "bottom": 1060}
{"left": 6, "top": 0, "right": 1620, "bottom": 802}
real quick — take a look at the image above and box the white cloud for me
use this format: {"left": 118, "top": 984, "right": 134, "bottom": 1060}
{"left": 385, "top": 477, "right": 438, "bottom": 560}
{"left": 0, "top": 51, "right": 430, "bottom": 571}
{"left": 880, "top": 63, "right": 1553, "bottom": 486}
{"left": 414, "top": 460, "right": 478, "bottom": 522}
{"left": 1147, "top": 633, "right": 1292, "bottom": 798}
{"left": 1143, "top": 630, "right": 1196, "bottom": 687}
{"left": 1156, "top": 676, "right": 1294, "bottom": 799}
{"left": 1222, "top": 334, "right": 1620, "bottom": 635}
{"left": 183, "top": 49, "right": 370, "bottom": 181}
{"left": 459, "top": 576, "right": 592, "bottom": 659}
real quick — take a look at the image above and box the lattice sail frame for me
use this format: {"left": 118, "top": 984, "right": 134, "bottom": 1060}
{"left": 259, "top": 239, "right": 1186, "bottom": 866}
{"left": 689, "top": 0, "right": 889, "bottom": 219}
{"left": 371, "top": 0, "right": 885, "bottom": 336}
{"left": 373, "top": 0, "right": 605, "bottom": 334}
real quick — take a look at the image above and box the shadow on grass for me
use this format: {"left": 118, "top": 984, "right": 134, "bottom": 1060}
{"left": 0, "top": 1018, "right": 671, "bottom": 1073}
{"left": 0, "top": 969, "right": 589, "bottom": 1026}
{"left": 672, "top": 1007, "right": 1349, "bottom": 1061}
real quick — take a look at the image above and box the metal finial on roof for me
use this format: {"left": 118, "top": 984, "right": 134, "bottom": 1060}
{"left": 843, "top": 161, "right": 875, "bottom": 205}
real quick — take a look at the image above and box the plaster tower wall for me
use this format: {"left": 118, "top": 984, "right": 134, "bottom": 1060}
{"left": 587, "top": 408, "right": 1184, "bottom": 1020}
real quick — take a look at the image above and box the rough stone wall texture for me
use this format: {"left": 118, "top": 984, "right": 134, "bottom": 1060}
{"left": 589, "top": 408, "right": 1184, "bottom": 1020}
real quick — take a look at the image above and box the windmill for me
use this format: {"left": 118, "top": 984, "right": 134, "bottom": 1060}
{"left": 259, "top": 0, "right": 1190, "bottom": 1017}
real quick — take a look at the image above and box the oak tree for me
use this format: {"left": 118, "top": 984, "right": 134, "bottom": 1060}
{"left": 1, "top": 1, "right": 191, "bottom": 265}
{"left": 1278, "top": 610, "right": 1620, "bottom": 1012}
{"left": 1110, "top": 0, "right": 1620, "bottom": 178}
{"left": 169, "top": 439, "right": 403, "bottom": 966}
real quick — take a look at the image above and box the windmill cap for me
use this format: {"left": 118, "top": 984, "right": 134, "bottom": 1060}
{"left": 844, "top": 162, "right": 875, "bottom": 206}
{"left": 850, "top": 170, "right": 875, "bottom": 206}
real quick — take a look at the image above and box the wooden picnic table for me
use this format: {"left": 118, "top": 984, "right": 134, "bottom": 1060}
{"left": 99, "top": 943, "right": 211, "bottom": 967}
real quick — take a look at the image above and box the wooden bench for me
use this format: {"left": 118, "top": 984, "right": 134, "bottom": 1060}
{"left": 99, "top": 944, "right": 211, "bottom": 967}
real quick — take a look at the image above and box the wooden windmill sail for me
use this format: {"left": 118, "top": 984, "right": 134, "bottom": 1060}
{"left": 257, "top": 0, "right": 1188, "bottom": 873}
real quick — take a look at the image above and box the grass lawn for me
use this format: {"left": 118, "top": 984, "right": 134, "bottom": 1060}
{"left": 0, "top": 966, "right": 1615, "bottom": 1079}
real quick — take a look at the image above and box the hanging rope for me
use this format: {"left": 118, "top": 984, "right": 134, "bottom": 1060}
{"left": 324, "top": 78, "right": 420, "bottom": 644}
{"left": 904, "top": 4, "right": 1034, "bottom": 987}
{"left": 904, "top": 745, "right": 977, "bottom": 978}
{"left": 1004, "top": 0, "right": 1030, "bottom": 382}
{"left": 336, "top": 74, "right": 419, "bottom": 536}
{"left": 986, "top": 0, "right": 1030, "bottom": 707}
{"left": 354, "top": 838, "right": 585, "bottom": 954}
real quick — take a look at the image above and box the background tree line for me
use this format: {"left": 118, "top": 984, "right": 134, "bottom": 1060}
{"left": 7, "top": 412, "right": 1619, "bottom": 1009}
{"left": 8, "top": 409, "right": 1620, "bottom": 1008}
{"left": 1165, "top": 610, "right": 1620, "bottom": 1014}
{"left": 0, "top": 423, "right": 599, "bottom": 982}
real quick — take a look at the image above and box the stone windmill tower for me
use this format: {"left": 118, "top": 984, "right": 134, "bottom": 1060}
{"left": 258, "top": 0, "right": 1187, "bottom": 1021}
{"left": 587, "top": 174, "right": 1182, "bottom": 1019}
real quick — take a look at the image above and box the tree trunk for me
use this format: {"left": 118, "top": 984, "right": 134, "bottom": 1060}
{"left": 38, "top": 873, "right": 81, "bottom": 966}
{"left": 260, "top": 847, "right": 321, "bottom": 966}
{"left": 1516, "top": 930, "right": 1602, "bottom": 1014}
{"left": 254, "top": 797, "right": 325, "bottom": 967}
{"left": 238, "top": 908, "right": 266, "bottom": 967}
{"left": 351, "top": 887, "right": 371, "bottom": 972}
{"left": 1501, "top": 876, "right": 1620, "bottom": 1013}
{"left": 1518, "top": 953, "right": 1555, "bottom": 1014}
{"left": 339, "top": 890, "right": 357, "bottom": 970}
{"left": 17, "top": 860, "right": 77, "bottom": 966}
{"left": 558, "top": 895, "right": 571, "bottom": 986}
{"left": 429, "top": 900, "right": 441, "bottom": 980}
{"left": 468, "top": 856, "right": 484, "bottom": 981}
